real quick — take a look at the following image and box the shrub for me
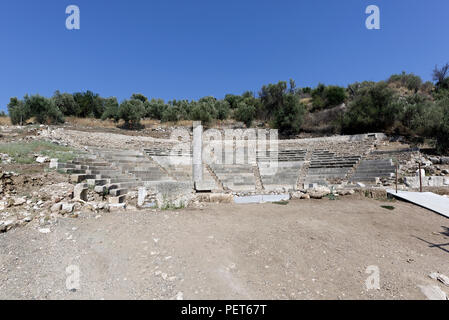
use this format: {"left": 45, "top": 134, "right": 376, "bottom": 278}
{"left": 52, "top": 91, "right": 80, "bottom": 116}
{"left": 161, "top": 106, "right": 179, "bottom": 122}
{"left": 189, "top": 101, "right": 216, "bottom": 124}
{"left": 145, "top": 98, "right": 167, "bottom": 120}
{"left": 234, "top": 102, "right": 256, "bottom": 127}
{"left": 434, "top": 97, "right": 449, "bottom": 154}
{"left": 130, "top": 93, "right": 148, "bottom": 103}
{"left": 118, "top": 99, "right": 145, "bottom": 128}
{"left": 388, "top": 72, "right": 423, "bottom": 92}
{"left": 8, "top": 97, "right": 32, "bottom": 125}
{"left": 341, "top": 82, "right": 399, "bottom": 134}
{"left": 214, "top": 100, "right": 230, "bottom": 120}
{"left": 273, "top": 94, "right": 306, "bottom": 136}
{"left": 24, "top": 94, "right": 64, "bottom": 124}
{"left": 73, "top": 91, "right": 104, "bottom": 118}
{"left": 101, "top": 97, "right": 120, "bottom": 122}
{"left": 324, "top": 86, "right": 346, "bottom": 106}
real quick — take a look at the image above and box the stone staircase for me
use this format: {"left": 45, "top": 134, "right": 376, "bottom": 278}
{"left": 350, "top": 159, "right": 396, "bottom": 184}
{"left": 258, "top": 149, "right": 305, "bottom": 192}
{"left": 303, "top": 150, "right": 361, "bottom": 186}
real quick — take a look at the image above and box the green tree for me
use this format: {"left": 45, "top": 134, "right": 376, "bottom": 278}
{"left": 259, "top": 81, "right": 288, "bottom": 119}
{"left": 101, "top": 97, "right": 120, "bottom": 122}
{"left": 24, "top": 94, "right": 64, "bottom": 124}
{"left": 273, "top": 94, "right": 306, "bottom": 136}
{"left": 73, "top": 91, "right": 104, "bottom": 118}
{"left": 234, "top": 102, "right": 256, "bottom": 127}
{"left": 342, "top": 82, "right": 399, "bottom": 134}
{"left": 131, "top": 93, "right": 148, "bottom": 103}
{"left": 8, "top": 97, "right": 32, "bottom": 125}
{"left": 52, "top": 91, "right": 80, "bottom": 116}
{"left": 118, "top": 99, "right": 145, "bottom": 128}
{"left": 145, "top": 98, "right": 167, "bottom": 120}
{"left": 214, "top": 100, "right": 230, "bottom": 120}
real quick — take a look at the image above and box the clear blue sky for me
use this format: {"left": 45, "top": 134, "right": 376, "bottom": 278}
{"left": 1, "top": 0, "right": 448, "bottom": 112}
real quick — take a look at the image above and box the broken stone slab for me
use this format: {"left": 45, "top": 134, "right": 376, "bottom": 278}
{"left": 49, "top": 159, "right": 59, "bottom": 169}
{"left": 290, "top": 191, "right": 305, "bottom": 200}
{"left": 196, "top": 193, "right": 234, "bottom": 203}
{"left": 109, "top": 195, "right": 126, "bottom": 204}
{"left": 137, "top": 187, "right": 147, "bottom": 207}
{"left": 109, "top": 203, "right": 126, "bottom": 211}
{"left": 234, "top": 194, "right": 290, "bottom": 204}
{"left": 307, "top": 186, "right": 331, "bottom": 199}
{"left": 13, "top": 197, "right": 26, "bottom": 206}
{"left": 70, "top": 174, "right": 96, "bottom": 183}
{"left": 36, "top": 156, "right": 48, "bottom": 164}
{"left": 194, "top": 181, "right": 216, "bottom": 192}
{"left": 73, "top": 183, "right": 88, "bottom": 201}
{"left": 51, "top": 203, "right": 63, "bottom": 213}
{"left": 418, "top": 285, "right": 448, "bottom": 300}
{"left": 94, "top": 185, "right": 107, "bottom": 194}
{"left": 61, "top": 203, "right": 75, "bottom": 214}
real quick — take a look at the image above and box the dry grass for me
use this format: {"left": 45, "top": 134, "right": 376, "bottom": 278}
{"left": 65, "top": 117, "right": 119, "bottom": 128}
{"left": 0, "top": 117, "right": 11, "bottom": 125}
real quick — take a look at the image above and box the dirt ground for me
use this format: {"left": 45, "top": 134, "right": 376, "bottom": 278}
{"left": 1, "top": 197, "right": 448, "bottom": 300}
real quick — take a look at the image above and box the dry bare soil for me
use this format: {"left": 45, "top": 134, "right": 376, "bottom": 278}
{"left": 1, "top": 197, "right": 448, "bottom": 300}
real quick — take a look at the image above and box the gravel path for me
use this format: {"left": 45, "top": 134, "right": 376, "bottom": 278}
{"left": 1, "top": 198, "right": 448, "bottom": 300}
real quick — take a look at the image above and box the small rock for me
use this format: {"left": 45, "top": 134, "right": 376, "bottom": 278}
{"left": 36, "top": 156, "right": 48, "bottom": 164}
{"left": 61, "top": 203, "right": 75, "bottom": 214}
{"left": 73, "top": 183, "right": 88, "bottom": 201}
{"left": 13, "top": 197, "right": 26, "bottom": 206}
{"left": 38, "top": 228, "right": 51, "bottom": 234}
{"left": 51, "top": 203, "right": 63, "bottom": 213}
{"left": 356, "top": 182, "right": 366, "bottom": 188}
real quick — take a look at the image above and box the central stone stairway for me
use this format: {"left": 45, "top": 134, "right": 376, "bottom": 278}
{"left": 303, "top": 150, "right": 361, "bottom": 186}
{"left": 257, "top": 149, "right": 306, "bottom": 191}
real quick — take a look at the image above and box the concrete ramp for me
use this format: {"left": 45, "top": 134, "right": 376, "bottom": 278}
{"left": 387, "top": 190, "right": 449, "bottom": 218}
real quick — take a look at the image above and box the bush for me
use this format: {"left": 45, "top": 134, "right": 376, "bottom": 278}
{"left": 388, "top": 72, "right": 423, "bottom": 92}
{"left": 101, "top": 97, "right": 120, "bottom": 122}
{"left": 234, "top": 102, "right": 256, "bottom": 127}
{"left": 311, "top": 84, "right": 346, "bottom": 111}
{"left": 434, "top": 98, "right": 449, "bottom": 154}
{"left": 73, "top": 91, "right": 104, "bottom": 118}
{"left": 145, "top": 98, "right": 167, "bottom": 120}
{"left": 118, "top": 99, "right": 145, "bottom": 128}
{"left": 341, "top": 82, "right": 398, "bottom": 134}
{"left": 52, "top": 91, "right": 80, "bottom": 116}
{"left": 190, "top": 101, "right": 217, "bottom": 124}
{"left": 24, "top": 95, "right": 64, "bottom": 124}
{"left": 214, "top": 100, "right": 230, "bottom": 120}
{"left": 8, "top": 97, "right": 32, "bottom": 125}
{"left": 161, "top": 106, "right": 179, "bottom": 122}
{"left": 273, "top": 94, "right": 306, "bottom": 136}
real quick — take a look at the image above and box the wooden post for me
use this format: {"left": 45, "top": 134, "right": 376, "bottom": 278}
{"left": 395, "top": 162, "right": 398, "bottom": 194}
{"left": 419, "top": 162, "right": 423, "bottom": 193}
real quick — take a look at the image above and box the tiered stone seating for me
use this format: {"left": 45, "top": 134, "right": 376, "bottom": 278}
{"left": 350, "top": 159, "right": 395, "bottom": 183}
{"left": 209, "top": 164, "right": 256, "bottom": 192}
{"left": 257, "top": 149, "right": 306, "bottom": 191}
{"left": 304, "top": 150, "right": 361, "bottom": 185}
{"left": 144, "top": 148, "right": 217, "bottom": 190}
